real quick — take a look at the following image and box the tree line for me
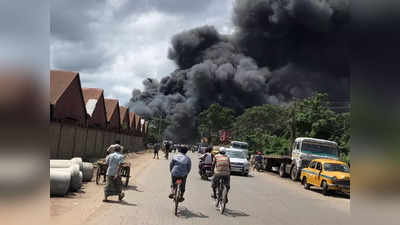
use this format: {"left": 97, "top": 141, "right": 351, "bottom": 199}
{"left": 198, "top": 93, "right": 350, "bottom": 162}
{"left": 145, "top": 93, "right": 350, "bottom": 162}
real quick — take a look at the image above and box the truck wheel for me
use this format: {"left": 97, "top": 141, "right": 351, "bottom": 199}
{"left": 321, "top": 181, "right": 329, "bottom": 196}
{"left": 279, "top": 163, "right": 286, "bottom": 177}
{"left": 290, "top": 165, "right": 299, "bottom": 181}
{"left": 302, "top": 177, "right": 310, "bottom": 190}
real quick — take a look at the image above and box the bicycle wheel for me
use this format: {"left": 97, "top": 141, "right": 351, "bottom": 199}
{"left": 215, "top": 181, "right": 222, "bottom": 208}
{"left": 96, "top": 167, "right": 101, "bottom": 184}
{"left": 221, "top": 185, "right": 227, "bottom": 214}
{"left": 174, "top": 184, "right": 180, "bottom": 216}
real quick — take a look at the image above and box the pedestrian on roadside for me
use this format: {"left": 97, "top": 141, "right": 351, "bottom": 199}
{"left": 165, "top": 141, "right": 171, "bottom": 159}
{"left": 153, "top": 143, "right": 160, "bottom": 159}
{"left": 103, "top": 144, "right": 125, "bottom": 202}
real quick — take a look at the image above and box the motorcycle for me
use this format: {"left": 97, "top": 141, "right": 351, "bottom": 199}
{"left": 199, "top": 159, "right": 213, "bottom": 180}
{"left": 255, "top": 161, "right": 263, "bottom": 172}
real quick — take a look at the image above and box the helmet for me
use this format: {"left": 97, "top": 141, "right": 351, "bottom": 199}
{"left": 219, "top": 149, "right": 226, "bottom": 154}
{"left": 257, "top": 152, "right": 262, "bottom": 155}
{"left": 179, "top": 146, "right": 188, "bottom": 154}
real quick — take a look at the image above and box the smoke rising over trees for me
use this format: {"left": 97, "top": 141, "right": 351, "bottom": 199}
{"left": 128, "top": 0, "right": 350, "bottom": 143}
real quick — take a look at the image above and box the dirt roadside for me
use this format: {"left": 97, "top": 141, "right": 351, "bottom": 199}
{"left": 50, "top": 151, "right": 154, "bottom": 225}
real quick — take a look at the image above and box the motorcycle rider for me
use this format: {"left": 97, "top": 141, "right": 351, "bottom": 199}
{"left": 211, "top": 149, "right": 231, "bottom": 203}
{"left": 254, "top": 151, "right": 263, "bottom": 170}
{"left": 199, "top": 146, "right": 213, "bottom": 175}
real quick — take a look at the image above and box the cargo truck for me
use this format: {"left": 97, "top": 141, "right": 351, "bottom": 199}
{"left": 262, "top": 137, "right": 340, "bottom": 181}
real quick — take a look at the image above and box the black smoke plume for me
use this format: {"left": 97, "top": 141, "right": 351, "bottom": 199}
{"left": 129, "top": 0, "right": 350, "bottom": 143}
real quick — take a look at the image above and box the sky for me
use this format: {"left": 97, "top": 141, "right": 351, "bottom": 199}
{"left": 50, "top": 0, "right": 234, "bottom": 106}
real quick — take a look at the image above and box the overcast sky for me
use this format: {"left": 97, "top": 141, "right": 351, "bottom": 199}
{"left": 50, "top": 0, "right": 234, "bottom": 106}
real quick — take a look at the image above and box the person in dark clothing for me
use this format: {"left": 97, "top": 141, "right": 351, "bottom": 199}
{"left": 153, "top": 143, "right": 160, "bottom": 159}
{"left": 165, "top": 141, "right": 171, "bottom": 159}
{"left": 255, "top": 152, "right": 263, "bottom": 163}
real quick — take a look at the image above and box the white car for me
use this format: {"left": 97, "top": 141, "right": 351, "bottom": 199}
{"left": 230, "top": 141, "right": 249, "bottom": 158}
{"left": 225, "top": 149, "right": 249, "bottom": 176}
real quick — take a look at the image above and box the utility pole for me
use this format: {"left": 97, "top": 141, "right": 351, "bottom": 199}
{"left": 158, "top": 113, "right": 162, "bottom": 143}
{"left": 290, "top": 101, "right": 297, "bottom": 145}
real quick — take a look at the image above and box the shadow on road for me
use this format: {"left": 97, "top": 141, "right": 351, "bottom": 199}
{"left": 309, "top": 187, "right": 350, "bottom": 199}
{"left": 125, "top": 185, "right": 143, "bottom": 192}
{"left": 52, "top": 188, "right": 87, "bottom": 198}
{"left": 103, "top": 200, "right": 137, "bottom": 206}
{"left": 178, "top": 207, "right": 209, "bottom": 219}
{"left": 223, "top": 208, "right": 250, "bottom": 217}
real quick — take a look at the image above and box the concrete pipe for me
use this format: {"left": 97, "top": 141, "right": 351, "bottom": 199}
{"left": 71, "top": 157, "right": 83, "bottom": 171}
{"left": 79, "top": 171, "right": 83, "bottom": 186}
{"left": 52, "top": 165, "right": 81, "bottom": 191}
{"left": 50, "top": 169, "right": 71, "bottom": 196}
{"left": 50, "top": 160, "right": 73, "bottom": 168}
{"left": 82, "top": 162, "right": 94, "bottom": 182}
{"left": 70, "top": 164, "right": 82, "bottom": 191}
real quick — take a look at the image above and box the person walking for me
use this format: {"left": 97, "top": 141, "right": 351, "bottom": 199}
{"left": 165, "top": 141, "right": 171, "bottom": 159}
{"left": 106, "top": 140, "right": 124, "bottom": 155}
{"left": 103, "top": 145, "right": 125, "bottom": 202}
{"left": 153, "top": 143, "right": 160, "bottom": 159}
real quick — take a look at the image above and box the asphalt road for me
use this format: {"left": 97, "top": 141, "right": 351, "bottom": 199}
{"left": 83, "top": 152, "right": 350, "bottom": 225}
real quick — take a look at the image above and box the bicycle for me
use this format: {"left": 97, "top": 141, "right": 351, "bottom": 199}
{"left": 215, "top": 177, "right": 228, "bottom": 214}
{"left": 172, "top": 178, "right": 183, "bottom": 216}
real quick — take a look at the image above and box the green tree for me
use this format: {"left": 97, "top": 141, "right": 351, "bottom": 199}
{"left": 232, "top": 104, "right": 290, "bottom": 155}
{"left": 292, "top": 93, "right": 350, "bottom": 160}
{"left": 144, "top": 117, "right": 169, "bottom": 145}
{"left": 197, "top": 104, "right": 235, "bottom": 144}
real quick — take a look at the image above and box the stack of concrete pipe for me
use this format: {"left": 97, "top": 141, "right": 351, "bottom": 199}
{"left": 50, "top": 157, "right": 94, "bottom": 196}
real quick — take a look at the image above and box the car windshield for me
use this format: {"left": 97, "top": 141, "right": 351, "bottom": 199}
{"left": 232, "top": 143, "right": 248, "bottom": 149}
{"left": 324, "top": 163, "right": 349, "bottom": 172}
{"left": 301, "top": 143, "right": 338, "bottom": 157}
{"left": 226, "top": 151, "right": 245, "bottom": 159}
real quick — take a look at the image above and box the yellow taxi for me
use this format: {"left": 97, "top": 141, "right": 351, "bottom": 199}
{"left": 300, "top": 159, "right": 350, "bottom": 195}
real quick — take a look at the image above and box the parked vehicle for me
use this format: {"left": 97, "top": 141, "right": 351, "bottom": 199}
{"left": 225, "top": 149, "right": 249, "bottom": 176}
{"left": 301, "top": 159, "right": 350, "bottom": 195}
{"left": 230, "top": 141, "right": 249, "bottom": 159}
{"left": 262, "top": 137, "right": 340, "bottom": 181}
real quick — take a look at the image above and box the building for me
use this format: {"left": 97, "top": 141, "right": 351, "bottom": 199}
{"left": 50, "top": 70, "right": 86, "bottom": 126}
{"left": 135, "top": 115, "right": 142, "bottom": 136}
{"left": 104, "top": 98, "right": 120, "bottom": 131}
{"left": 82, "top": 88, "right": 107, "bottom": 129}
{"left": 129, "top": 112, "right": 137, "bottom": 135}
{"left": 119, "top": 106, "right": 130, "bottom": 133}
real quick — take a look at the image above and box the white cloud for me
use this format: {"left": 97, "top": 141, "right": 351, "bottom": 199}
{"left": 51, "top": 0, "right": 234, "bottom": 104}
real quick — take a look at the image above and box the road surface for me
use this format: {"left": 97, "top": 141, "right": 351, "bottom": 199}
{"left": 82, "top": 152, "right": 350, "bottom": 225}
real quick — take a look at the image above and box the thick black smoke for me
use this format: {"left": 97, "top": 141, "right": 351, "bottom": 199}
{"left": 129, "top": 0, "right": 350, "bottom": 143}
